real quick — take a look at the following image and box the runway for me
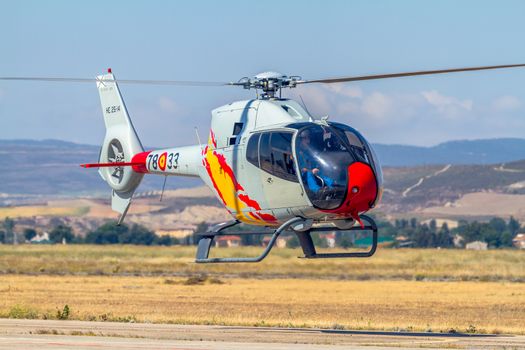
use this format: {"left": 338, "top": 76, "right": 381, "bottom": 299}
{"left": 0, "top": 319, "right": 524, "bottom": 350}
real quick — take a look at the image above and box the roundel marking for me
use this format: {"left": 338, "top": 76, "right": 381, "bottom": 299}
{"left": 158, "top": 152, "right": 167, "bottom": 171}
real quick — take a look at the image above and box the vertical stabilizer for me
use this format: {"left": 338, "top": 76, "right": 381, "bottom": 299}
{"left": 96, "top": 69, "right": 144, "bottom": 222}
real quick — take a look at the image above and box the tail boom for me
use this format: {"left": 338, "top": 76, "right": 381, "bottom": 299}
{"left": 82, "top": 146, "right": 202, "bottom": 176}
{"left": 80, "top": 161, "right": 145, "bottom": 168}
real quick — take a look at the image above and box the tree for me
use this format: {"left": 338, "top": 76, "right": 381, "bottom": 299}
{"left": 500, "top": 231, "right": 514, "bottom": 248}
{"left": 86, "top": 222, "right": 169, "bottom": 246}
{"left": 395, "top": 219, "right": 408, "bottom": 229}
{"left": 452, "top": 217, "right": 520, "bottom": 248}
{"left": 429, "top": 219, "right": 437, "bottom": 234}
{"left": 119, "top": 224, "right": 156, "bottom": 245}
{"left": 436, "top": 223, "right": 453, "bottom": 248}
{"left": 85, "top": 222, "right": 127, "bottom": 244}
{"left": 482, "top": 226, "right": 503, "bottom": 248}
{"left": 0, "top": 230, "right": 5, "bottom": 244}
{"left": 508, "top": 216, "right": 520, "bottom": 236}
{"left": 49, "top": 225, "right": 74, "bottom": 244}
{"left": 3, "top": 217, "right": 15, "bottom": 244}
{"left": 24, "top": 228, "right": 37, "bottom": 242}
{"left": 338, "top": 236, "right": 353, "bottom": 249}
{"left": 334, "top": 230, "right": 354, "bottom": 248}
{"left": 489, "top": 217, "right": 507, "bottom": 233}
{"left": 411, "top": 224, "right": 433, "bottom": 247}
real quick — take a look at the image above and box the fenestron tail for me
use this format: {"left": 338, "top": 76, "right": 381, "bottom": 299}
{"left": 96, "top": 68, "right": 144, "bottom": 223}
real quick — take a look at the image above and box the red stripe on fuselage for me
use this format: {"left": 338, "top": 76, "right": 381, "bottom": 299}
{"left": 131, "top": 151, "right": 151, "bottom": 173}
{"left": 214, "top": 151, "right": 245, "bottom": 192}
{"left": 238, "top": 194, "right": 261, "bottom": 210}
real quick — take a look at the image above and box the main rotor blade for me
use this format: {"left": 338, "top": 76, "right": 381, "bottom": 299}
{"left": 0, "top": 77, "right": 231, "bottom": 86}
{"left": 300, "top": 64, "right": 525, "bottom": 84}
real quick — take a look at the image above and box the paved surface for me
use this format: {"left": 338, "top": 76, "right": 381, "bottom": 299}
{"left": 0, "top": 319, "right": 524, "bottom": 349}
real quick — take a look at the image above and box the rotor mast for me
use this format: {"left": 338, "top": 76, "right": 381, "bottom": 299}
{"left": 234, "top": 71, "right": 301, "bottom": 99}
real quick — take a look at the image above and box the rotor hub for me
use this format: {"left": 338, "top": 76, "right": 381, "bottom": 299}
{"left": 237, "top": 72, "right": 302, "bottom": 99}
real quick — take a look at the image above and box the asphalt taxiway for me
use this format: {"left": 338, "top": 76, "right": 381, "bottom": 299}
{"left": 0, "top": 319, "right": 523, "bottom": 349}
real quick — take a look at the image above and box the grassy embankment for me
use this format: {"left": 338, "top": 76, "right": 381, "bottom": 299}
{"left": 0, "top": 245, "right": 524, "bottom": 281}
{"left": 0, "top": 206, "right": 89, "bottom": 219}
{"left": 0, "top": 245, "right": 524, "bottom": 334}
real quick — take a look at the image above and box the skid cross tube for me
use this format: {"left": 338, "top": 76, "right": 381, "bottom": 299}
{"left": 300, "top": 214, "right": 378, "bottom": 259}
{"left": 195, "top": 217, "right": 303, "bottom": 263}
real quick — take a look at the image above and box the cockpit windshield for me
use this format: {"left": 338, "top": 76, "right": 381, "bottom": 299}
{"left": 295, "top": 123, "right": 381, "bottom": 210}
{"left": 295, "top": 125, "right": 356, "bottom": 209}
{"left": 330, "top": 122, "right": 383, "bottom": 191}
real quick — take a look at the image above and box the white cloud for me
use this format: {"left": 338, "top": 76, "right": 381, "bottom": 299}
{"left": 421, "top": 90, "right": 473, "bottom": 117}
{"left": 157, "top": 96, "right": 180, "bottom": 114}
{"left": 325, "top": 84, "right": 363, "bottom": 99}
{"left": 288, "top": 85, "right": 331, "bottom": 116}
{"left": 289, "top": 84, "right": 525, "bottom": 145}
{"left": 336, "top": 100, "right": 361, "bottom": 116}
{"left": 492, "top": 95, "right": 522, "bottom": 111}
{"left": 361, "top": 92, "right": 393, "bottom": 119}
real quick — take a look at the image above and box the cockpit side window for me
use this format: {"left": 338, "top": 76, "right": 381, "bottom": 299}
{"left": 245, "top": 131, "right": 298, "bottom": 183}
{"left": 259, "top": 133, "right": 273, "bottom": 174}
{"left": 246, "top": 133, "right": 260, "bottom": 168}
{"left": 270, "top": 132, "right": 297, "bottom": 182}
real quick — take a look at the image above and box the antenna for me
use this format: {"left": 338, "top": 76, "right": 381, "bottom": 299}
{"left": 194, "top": 127, "right": 203, "bottom": 151}
{"left": 299, "top": 95, "right": 312, "bottom": 117}
{"left": 160, "top": 175, "right": 168, "bottom": 202}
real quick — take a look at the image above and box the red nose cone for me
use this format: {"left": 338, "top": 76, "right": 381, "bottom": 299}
{"left": 346, "top": 162, "right": 378, "bottom": 216}
{"left": 322, "top": 162, "right": 377, "bottom": 223}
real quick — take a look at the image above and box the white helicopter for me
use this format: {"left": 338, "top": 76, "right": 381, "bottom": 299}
{"left": 2, "top": 63, "right": 524, "bottom": 262}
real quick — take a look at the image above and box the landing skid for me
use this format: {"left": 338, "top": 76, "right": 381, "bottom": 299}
{"left": 296, "top": 215, "right": 377, "bottom": 258}
{"left": 195, "top": 215, "right": 378, "bottom": 263}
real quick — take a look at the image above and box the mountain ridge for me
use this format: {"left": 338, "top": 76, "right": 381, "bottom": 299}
{"left": 2, "top": 137, "right": 523, "bottom": 166}
{"left": 1, "top": 138, "right": 524, "bottom": 196}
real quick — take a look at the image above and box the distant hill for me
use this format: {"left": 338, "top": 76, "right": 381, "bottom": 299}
{"left": 374, "top": 138, "right": 525, "bottom": 166}
{"left": 381, "top": 159, "right": 525, "bottom": 212}
{"left": 1, "top": 138, "right": 525, "bottom": 197}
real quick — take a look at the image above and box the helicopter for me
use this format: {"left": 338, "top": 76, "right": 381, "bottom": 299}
{"left": 2, "top": 63, "right": 525, "bottom": 262}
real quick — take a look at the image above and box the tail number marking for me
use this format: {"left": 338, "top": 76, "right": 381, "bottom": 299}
{"left": 147, "top": 152, "right": 179, "bottom": 171}
{"left": 105, "top": 105, "right": 121, "bottom": 114}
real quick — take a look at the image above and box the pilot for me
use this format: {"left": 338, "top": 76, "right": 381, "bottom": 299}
{"left": 298, "top": 129, "right": 334, "bottom": 193}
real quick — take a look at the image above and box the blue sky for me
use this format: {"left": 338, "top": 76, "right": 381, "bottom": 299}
{"left": 1, "top": 0, "right": 524, "bottom": 147}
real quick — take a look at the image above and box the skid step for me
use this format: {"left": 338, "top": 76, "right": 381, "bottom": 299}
{"left": 298, "top": 215, "right": 378, "bottom": 259}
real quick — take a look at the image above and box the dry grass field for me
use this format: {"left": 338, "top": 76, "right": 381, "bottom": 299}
{"left": 0, "top": 245, "right": 524, "bottom": 334}
{"left": 0, "top": 275, "right": 523, "bottom": 334}
{"left": 0, "top": 245, "right": 524, "bottom": 282}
